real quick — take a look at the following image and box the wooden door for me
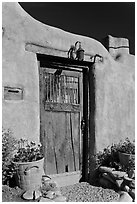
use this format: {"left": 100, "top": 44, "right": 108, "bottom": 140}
{"left": 39, "top": 64, "right": 83, "bottom": 175}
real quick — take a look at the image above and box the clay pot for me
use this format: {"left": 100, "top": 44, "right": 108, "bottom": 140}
{"left": 76, "top": 48, "right": 84, "bottom": 61}
{"left": 13, "top": 158, "right": 44, "bottom": 191}
{"left": 118, "top": 152, "right": 135, "bottom": 167}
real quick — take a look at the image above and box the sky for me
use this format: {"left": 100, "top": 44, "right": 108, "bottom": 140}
{"left": 19, "top": 2, "right": 135, "bottom": 54}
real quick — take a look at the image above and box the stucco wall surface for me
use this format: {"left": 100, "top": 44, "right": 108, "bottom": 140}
{"left": 2, "top": 28, "right": 40, "bottom": 141}
{"left": 2, "top": 2, "right": 135, "bottom": 151}
{"left": 95, "top": 53, "right": 135, "bottom": 151}
{"left": 2, "top": 2, "right": 109, "bottom": 142}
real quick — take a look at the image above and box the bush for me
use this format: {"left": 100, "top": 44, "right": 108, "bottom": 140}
{"left": 95, "top": 138, "right": 135, "bottom": 173}
{"left": 95, "top": 144, "right": 120, "bottom": 170}
{"left": 2, "top": 128, "right": 18, "bottom": 185}
{"left": 118, "top": 137, "right": 135, "bottom": 154}
{"left": 13, "top": 139, "right": 43, "bottom": 162}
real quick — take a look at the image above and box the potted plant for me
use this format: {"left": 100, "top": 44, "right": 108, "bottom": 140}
{"left": 13, "top": 138, "right": 44, "bottom": 192}
{"left": 118, "top": 138, "right": 135, "bottom": 167}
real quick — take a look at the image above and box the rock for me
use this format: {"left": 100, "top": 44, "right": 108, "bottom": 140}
{"left": 111, "top": 171, "right": 128, "bottom": 180}
{"left": 22, "top": 190, "right": 34, "bottom": 200}
{"left": 41, "top": 179, "right": 60, "bottom": 196}
{"left": 41, "top": 190, "right": 47, "bottom": 198}
{"left": 120, "top": 180, "right": 126, "bottom": 191}
{"left": 44, "top": 191, "right": 56, "bottom": 199}
{"left": 42, "top": 179, "right": 59, "bottom": 190}
{"left": 102, "top": 173, "right": 120, "bottom": 190}
{"left": 122, "top": 185, "right": 130, "bottom": 192}
{"left": 41, "top": 187, "right": 66, "bottom": 202}
{"left": 52, "top": 195, "right": 67, "bottom": 202}
{"left": 99, "top": 177, "right": 115, "bottom": 189}
{"left": 118, "top": 191, "right": 133, "bottom": 202}
{"left": 99, "top": 167, "right": 128, "bottom": 181}
{"left": 99, "top": 166, "right": 115, "bottom": 173}
{"left": 129, "top": 188, "right": 135, "bottom": 201}
{"left": 128, "top": 169, "right": 135, "bottom": 179}
{"left": 45, "top": 190, "right": 62, "bottom": 199}
{"left": 128, "top": 179, "right": 135, "bottom": 189}
{"left": 39, "top": 197, "right": 54, "bottom": 202}
{"left": 102, "top": 173, "right": 117, "bottom": 184}
{"left": 54, "top": 190, "right": 62, "bottom": 196}
{"left": 123, "top": 177, "right": 134, "bottom": 188}
{"left": 116, "top": 179, "right": 123, "bottom": 188}
{"left": 124, "top": 176, "right": 133, "bottom": 182}
{"left": 107, "top": 172, "right": 117, "bottom": 181}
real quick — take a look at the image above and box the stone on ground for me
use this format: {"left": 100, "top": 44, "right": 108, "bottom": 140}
{"left": 52, "top": 195, "right": 67, "bottom": 202}
{"left": 111, "top": 170, "right": 128, "bottom": 179}
{"left": 118, "top": 191, "right": 133, "bottom": 202}
{"left": 39, "top": 197, "right": 54, "bottom": 202}
{"left": 116, "top": 179, "right": 124, "bottom": 188}
{"left": 99, "top": 177, "right": 116, "bottom": 189}
{"left": 122, "top": 185, "right": 130, "bottom": 192}
{"left": 98, "top": 166, "right": 115, "bottom": 173}
{"left": 128, "top": 169, "right": 135, "bottom": 179}
{"left": 129, "top": 188, "right": 135, "bottom": 201}
{"left": 128, "top": 179, "right": 135, "bottom": 189}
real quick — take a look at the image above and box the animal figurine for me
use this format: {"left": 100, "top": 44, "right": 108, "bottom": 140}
{"left": 75, "top": 41, "right": 84, "bottom": 61}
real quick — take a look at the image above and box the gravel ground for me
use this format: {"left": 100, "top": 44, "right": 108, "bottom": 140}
{"left": 2, "top": 182, "right": 120, "bottom": 202}
{"left": 2, "top": 185, "right": 24, "bottom": 202}
{"left": 2, "top": 185, "right": 39, "bottom": 202}
{"left": 60, "top": 182, "right": 120, "bottom": 202}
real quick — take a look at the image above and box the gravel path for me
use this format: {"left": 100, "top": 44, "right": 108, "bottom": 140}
{"left": 60, "top": 182, "right": 119, "bottom": 202}
{"left": 2, "top": 185, "right": 24, "bottom": 202}
{"left": 2, "top": 182, "right": 120, "bottom": 202}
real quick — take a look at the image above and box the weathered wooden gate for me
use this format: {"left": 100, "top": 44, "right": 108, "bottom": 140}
{"left": 38, "top": 54, "right": 93, "bottom": 184}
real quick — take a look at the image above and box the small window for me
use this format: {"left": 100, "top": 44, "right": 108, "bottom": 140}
{"left": 44, "top": 72, "right": 79, "bottom": 104}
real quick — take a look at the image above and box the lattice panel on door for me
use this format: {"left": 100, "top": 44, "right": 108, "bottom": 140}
{"left": 44, "top": 72, "right": 79, "bottom": 104}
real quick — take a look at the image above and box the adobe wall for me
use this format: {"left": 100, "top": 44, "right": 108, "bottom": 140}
{"left": 94, "top": 53, "right": 135, "bottom": 151}
{"left": 2, "top": 3, "right": 134, "bottom": 150}
{"left": 2, "top": 2, "right": 107, "bottom": 142}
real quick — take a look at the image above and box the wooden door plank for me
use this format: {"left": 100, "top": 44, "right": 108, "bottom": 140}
{"left": 52, "top": 112, "right": 66, "bottom": 174}
{"left": 39, "top": 65, "right": 84, "bottom": 176}
{"left": 65, "top": 113, "right": 75, "bottom": 172}
{"left": 70, "top": 112, "right": 76, "bottom": 171}
{"left": 70, "top": 112, "right": 80, "bottom": 171}
{"left": 79, "top": 73, "right": 83, "bottom": 172}
{"left": 44, "top": 112, "right": 57, "bottom": 175}
{"left": 39, "top": 66, "right": 46, "bottom": 149}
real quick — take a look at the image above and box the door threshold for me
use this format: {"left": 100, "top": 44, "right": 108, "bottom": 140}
{"left": 47, "top": 171, "right": 81, "bottom": 187}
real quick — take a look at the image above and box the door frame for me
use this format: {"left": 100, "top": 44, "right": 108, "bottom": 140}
{"left": 37, "top": 54, "right": 94, "bottom": 185}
